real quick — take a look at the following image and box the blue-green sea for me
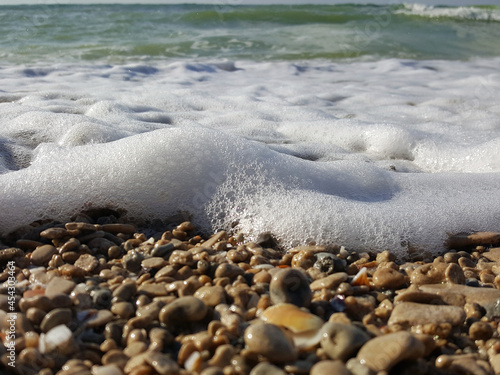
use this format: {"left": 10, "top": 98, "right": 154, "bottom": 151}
{"left": 1, "top": 3, "right": 500, "bottom": 64}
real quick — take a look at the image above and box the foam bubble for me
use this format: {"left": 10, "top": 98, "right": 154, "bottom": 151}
{"left": 0, "top": 59, "right": 499, "bottom": 256}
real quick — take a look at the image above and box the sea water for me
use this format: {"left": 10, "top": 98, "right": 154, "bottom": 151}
{"left": 0, "top": 3, "right": 499, "bottom": 256}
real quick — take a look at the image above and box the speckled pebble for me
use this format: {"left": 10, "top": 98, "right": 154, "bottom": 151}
{"left": 269, "top": 268, "right": 311, "bottom": 308}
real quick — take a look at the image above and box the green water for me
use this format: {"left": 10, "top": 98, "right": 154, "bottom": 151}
{"left": 1, "top": 3, "right": 500, "bottom": 64}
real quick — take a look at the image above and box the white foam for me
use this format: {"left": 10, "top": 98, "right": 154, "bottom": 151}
{"left": 0, "top": 58, "right": 499, "bottom": 257}
{"left": 398, "top": 4, "right": 500, "bottom": 22}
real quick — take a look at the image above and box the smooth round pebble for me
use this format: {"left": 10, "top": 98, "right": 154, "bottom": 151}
{"left": 244, "top": 323, "right": 297, "bottom": 363}
{"left": 31, "top": 245, "right": 57, "bottom": 266}
{"left": 372, "top": 267, "right": 406, "bottom": 289}
{"left": 159, "top": 296, "right": 207, "bottom": 325}
{"left": 311, "top": 360, "right": 350, "bottom": 375}
{"left": 357, "top": 331, "right": 425, "bottom": 372}
{"left": 320, "top": 322, "right": 371, "bottom": 361}
{"left": 40, "top": 308, "right": 73, "bottom": 333}
{"left": 249, "top": 362, "right": 287, "bottom": 375}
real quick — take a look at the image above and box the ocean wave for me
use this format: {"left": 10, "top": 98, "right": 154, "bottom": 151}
{"left": 398, "top": 3, "right": 500, "bottom": 22}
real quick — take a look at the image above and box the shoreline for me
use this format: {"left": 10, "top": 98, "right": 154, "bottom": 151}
{"left": 1, "top": 212, "right": 500, "bottom": 374}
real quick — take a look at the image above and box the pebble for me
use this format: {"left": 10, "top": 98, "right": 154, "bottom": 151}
{"left": 357, "top": 331, "right": 425, "bottom": 372}
{"left": 193, "top": 285, "right": 227, "bottom": 307}
{"left": 388, "top": 302, "right": 466, "bottom": 327}
{"left": 320, "top": 322, "right": 371, "bottom": 361}
{"left": 0, "top": 247, "right": 24, "bottom": 262}
{"left": 45, "top": 276, "right": 76, "bottom": 297}
{"left": 269, "top": 268, "right": 312, "bottom": 307}
{"left": 110, "top": 301, "right": 135, "bottom": 319}
{"left": 310, "top": 360, "right": 350, "bottom": 375}
{"left": 40, "top": 308, "right": 73, "bottom": 332}
{"left": 249, "top": 362, "right": 287, "bottom": 375}
{"left": 244, "top": 323, "right": 298, "bottom": 363}
{"left": 122, "top": 250, "right": 144, "bottom": 273}
{"left": 159, "top": 296, "right": 208, "bottom": 325}
{"left": 372, "top": 267, "right": 406, "bottom": 289}
{"left": 469, "top": 321, "right": 493, "bottom": 341}
{"left": 141, "top": 257, "right": 167, "bottom": 269}
{"left": 112, "top": 281, "right": 137, "bottom": 301}
{"left": 31, "top": 245, "right": 57, "bottom": 266}
{"left": 310, "top": 272, "right": 348, "bottom": 291}
{"left": 215, "top": 263, "right": 245, "bottom": 279}
{"left": 144, "top": 351, "right": 180, "bottom": 375}
{"left": 74, "top": 253, "right": 99, "bottom": 273}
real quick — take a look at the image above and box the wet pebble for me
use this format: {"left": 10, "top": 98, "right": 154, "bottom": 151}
{"left": 372, "top": 267, "right": 406, "bottom": 289}
{"left": 159, "top": 296, "right": 207, "bottom": 325}
{"left": 357, "top": 331, "right": 426, "bottom": 372}
{"left": 388, "top": 302, "right": 466, "bottom": 327}
{"left": 244, "top": 323, "right": 298, "bottom": 363}
{"left": 269, "top": 268, "right": 311, "bottom": 308}
{"left": 31, "top": 245, "right": 57, "bottom": 266}
{"left": 311, "top": 360, "right": 350, "bottom": 375}
{"left": 40, "top": 308, "right": 73, "bottom": 333}
{"left": 320, "top": 322, "right": 371, "bottom": 361}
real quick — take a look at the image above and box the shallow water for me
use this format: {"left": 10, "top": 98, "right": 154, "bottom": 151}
{"left": 1, "top": 4, "right": 499, "bottom": 256}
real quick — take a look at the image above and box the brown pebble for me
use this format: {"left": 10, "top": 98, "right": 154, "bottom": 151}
{"left": 388, "top": 302, "right": 466, "bottom": 327}
{"left": 40, "top": 308, "right": 72, "bottom": 333}
{"left": 159, "top": 296, "right": 207, "bottom": 325}
{"left": 141, "top": 257, "right": 167, "bottom": 269}
{"left": 469, "top": 321, "right": 493, "bottom": 341}
{"left": 74, "top": 253, "right": 99, "bottom": 273}
{"left": 194, "top": 285, "right": 227, "bottom": 307}
{"left": 372, "top": 267, "right": 406, "bottom": 289}
{"left": 310, "top": 272, "right": 348, "bottom": 291}
{"left": 215, "top": 263, "right": 245, "bottom": 279}
{"left": 357, "top": 331, "right": 426, "bottom": 372}
{"left": 249, "top": 362, "right": 287, "bottom": 375}
{"left": 311, "top": 360, "right": 350, "bottom": 375}
{"left": 111, "top": 301, "right": 135, "bottom": 319}
{"left": 320, "top": 322, "right": 370, "bottom": 361}
{"left": 31, "top": 245, "right": 58, "bottom": 266}
{"left": 244, "top": 323, "right": 297, "bottom": 363}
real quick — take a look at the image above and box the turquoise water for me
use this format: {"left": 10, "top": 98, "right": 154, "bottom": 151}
{"left": 1, "top": 3, "right": 500, "bottom": 64}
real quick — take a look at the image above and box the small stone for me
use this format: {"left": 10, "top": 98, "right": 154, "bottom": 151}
{"left": 445, "top": 263, "right": 466, "bottom": 284}
{"left": 159, "top": 296, "right": 207, "bottom": 325}
{"left": 320, "top": 322, "right": 371, "bottom": 361}
{"left": 419, "top": 284, "right": 500, "bottom": 319}
{"left": 101, "top": 223, "right": 136, "bottom": 234}
{"left": 144, "top": 351, "right": 180, "bottom": 375}
{"left": 45, "top": 276, "right": 76, "bottom": 298}
{"left": 310, "top": 272, "right": 348, "bottom": 291}
{"left": 311, "top": 360, "right": 350, "bottom": 375}
{"left": 91, "top": 365, "right": 123, "bottom": 375}
{"left": 40, "top": 227, "right": 73, "bottom": 239}
{"left": 372, "top": 267, "right": 406, "bottom": 289}
{"left": 357, "top": 331, "right": 425, "bottom": 372}
{"left": 0, "top": 247, "right": 24, "bottom": 263}
{"left": 269, "top": 268, "right": 312, "bottom": 308}
{"left": 249, "top": 362, "right": 287, "bottom": 375}
{"left": 388, "top": 302, "right": 466, "bottom": 327}
{"left": 111, "top": 301, "right": 135, "bottom": 319}
{"left": 86, "top": 309, "right": 115, "bottom": 328}
{"left": 141, "top": 257, "right": 167, "bottom": 269}
{"left": 112, "top": 281, "right": 137, "bottom": 301}
{"left": 244, "top": 323, "right": 297, "bottom": 363}
{"left": 123, "top": 250, "right": 144, "bottom": 273}
{"left": 447, "top": 231, "right": 500, "bottom": 249}
{"left": 87, "top": 238, "right": 117, "bottom": 254}
{"left": 215, "top": 263, "right": 245, "bottom": 279}
{"left": 74, "top": 253, "right": 99, "bottom": 273}
{"left": 410, "top": 262, "right": 448, "bottom": 285}
{"left": 40, "top": 308, "right": 73, "bottom": 333}
{"left": 138, "top": 283, "right": 168, "bottom": 297}
{"left": 39, "top": 324, "right": 76, "bottom": 355}
{"left": 92, "top": 289, "right": 113, "bottom": 309}
{"left": 31, "top": 245, "right": 57, "bottom": 267}
{"left": 194, "top": 285, "right": 227, "bottom": 307}
{"left": 469, "top": 321, "right": 493, "bottom": 341}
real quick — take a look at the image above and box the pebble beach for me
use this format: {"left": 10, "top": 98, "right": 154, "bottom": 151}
{"left": 2, "top": 213, "right": 500, "bottom": 375}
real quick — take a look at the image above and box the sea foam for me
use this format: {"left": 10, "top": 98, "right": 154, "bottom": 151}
{"left": 0, "top": 58, "right": 499, "bottom": 256}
